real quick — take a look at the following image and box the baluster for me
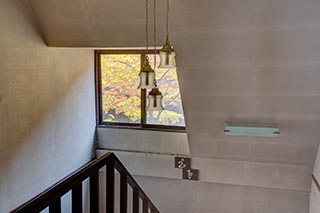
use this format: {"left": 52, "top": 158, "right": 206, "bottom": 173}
{"left": 106, "top": 161, "right": 115, "bottom": 212}
{"left": 151, "top": 208, "right": 158, "bottom": 213}
{"left": 132, "top": 189, "right": 139, "bottom": 213}
{"left": 143, "top": 199, "right": 148, "bottom": 213}
{"left": 120, "top": 172, "right": 127, "bottom": 213}
{"left": 72, "top": 183, "right": 82, "bottom": 213}
{"left": 49, "top": 198, "right": 61, "bottom": 213}
{"left": 90, "top": 172, "right": 99, "bottom": 212}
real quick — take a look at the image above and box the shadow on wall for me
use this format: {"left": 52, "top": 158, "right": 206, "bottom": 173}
{"left": 0, "top": 0, "right": 96, "bottom": 211}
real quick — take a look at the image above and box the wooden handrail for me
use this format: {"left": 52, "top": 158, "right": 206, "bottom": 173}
{"left": 10, "top": 152, "right": 160, "bottom": 213}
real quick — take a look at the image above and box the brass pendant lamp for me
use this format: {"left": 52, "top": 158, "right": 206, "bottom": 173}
{"left": 147, "top": 0, "right": 164, "bottom": 111}
{"left": 147, "top": 87, "right": 164, "bottom": 110}
{"left": 158, "top": 0, "right": 176, "bottom": 68}
{"left": 138, "top": 0, "right": 156, "bottom": 89}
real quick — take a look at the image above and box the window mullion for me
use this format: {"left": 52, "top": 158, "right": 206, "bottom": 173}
{"left": 141, "top": 53, "right": 147, "bottom": 126}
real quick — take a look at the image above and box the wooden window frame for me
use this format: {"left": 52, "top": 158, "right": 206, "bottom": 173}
{"left": 95, "top": 49, "right": 186, "bottom": 132}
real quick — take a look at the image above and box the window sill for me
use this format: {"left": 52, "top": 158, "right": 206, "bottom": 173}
{"left": 97, "top": 124, "right": 186, "bottom": 133}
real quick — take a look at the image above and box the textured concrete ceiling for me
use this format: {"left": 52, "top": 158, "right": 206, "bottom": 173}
{"left": 29, "top": 0, "right": 320, "bottom": 164}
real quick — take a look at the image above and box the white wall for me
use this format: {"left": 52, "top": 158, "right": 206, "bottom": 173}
{"left": 135, "top": 176, "right": 309, "bottom": 213}
{"left": 0, "top": 0, "right": 95, "bottom": 212}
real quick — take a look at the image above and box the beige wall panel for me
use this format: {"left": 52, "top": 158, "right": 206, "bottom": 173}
{"left": 0, "top": 0, "right": 96, "bottom": 212}
{"left": 97, "top": 150, "right": 312, "bottom": 192}
{"left": 309, "top": 181, "right": 320, "bottom": 213}
{"left": 97, "top": 128, "right": 190, "bottom": 155}
{"left": 135, "top": 176, "right": 309, "bottom": 213}
{"left": 314, "top": 146, "right": 320, "bottom": 182}
{"left": 25, "top": 0, "right": 320, "bottom": 212}
{"left": 257, "top": 0, "right": 320, "bottom": 28}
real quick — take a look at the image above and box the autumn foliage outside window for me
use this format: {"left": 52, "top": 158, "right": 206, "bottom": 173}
{"left": 96, "top": 50, "right": 185, "bottom": 130}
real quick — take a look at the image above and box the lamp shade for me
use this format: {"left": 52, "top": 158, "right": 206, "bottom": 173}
{"left": 158, "top": 39, "right": 176, "bottom": 68}
{"left": 147, "top": 88, "right": 164, "bottom": 111}
{"left": 138, "top": 59, "right": 156, "bottom": 89}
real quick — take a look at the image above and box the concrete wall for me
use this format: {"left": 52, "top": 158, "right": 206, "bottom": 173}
{"left": 0, "top": 0, "right": 95, "bottom": 212}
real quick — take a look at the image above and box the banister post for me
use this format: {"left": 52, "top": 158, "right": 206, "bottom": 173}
{"left": 90, "top": 172, "right": 99, "bottom": 212}
{"left": 120, "top": 172, "right": 128, "bottom": 213}
{"left": 49, "top": 198, "right": 61, "bottom": 213}
{"left": 106, "top": 160, "right": 115, "bottom": 212}
{"left": 72, "top": 184, "right": 82, "bottom": 213}
{"left": 133, "top": 188, "right": 139, "bottom": 213}
{"left": 143, "top": 199, "right": 148, "bottom": 213}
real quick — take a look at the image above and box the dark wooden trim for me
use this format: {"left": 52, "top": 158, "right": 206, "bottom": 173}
{"left": 95, "top": 49, "right": 158, "bottom": 55}
{"left": 142, "top": 124, "right": 186, "bottom": 131}
{"left": 141, "top": 53, "right": 147, "bottom": 125}
{"left": 72, "top": 184, "right": 82, "bottom": 213}
{"left": 120, "top": 172, "right": 128, "bottom": 213}
{"left": 98, "top": 122, "right": 141, "bottom": 128}
{"left": 114, "top": 160, "right": 158, "bottom": 211}
{"left": 94, "top": 50, "right": 101, "bottom": 124}
{"left": 106, "top": 161, "right": 115, "bottom": 212}
{"left": 143, "top": 199, "right": 148, "bottom": 213}
{"left": 97, "top": 124, "right": 186, "bottom": 133}
{"left": 49, "top": 198, "right": 61, "bottom": 213}
{"left": 10, "top": 152, "right": 115, "bottom": 213}
{"left": 10, "top": 152, "right": 160, "bottom": 213}
{"left": 90, "top": 172, "right": 99, "bottom": 212}
{"left": 312, "top": 174, "right": 320, "bottom": 193}
{"left": 133, "top": 188, "right": 139, "bottom": 213}
{"left": 95, "top": 49, "right": 186, "bottom": 132}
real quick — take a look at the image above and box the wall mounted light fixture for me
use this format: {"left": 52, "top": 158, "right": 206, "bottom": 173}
{"left": 224, "top": 122, "right": 280, "bottom": 137}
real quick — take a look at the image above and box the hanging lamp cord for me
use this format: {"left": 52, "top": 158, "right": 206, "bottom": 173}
{"left": 166, "top": 0, "right": 169, "bottom": 41}
{"left": 154, "top": 0, "right": 157, "bottom": 69}
{"left": 146, "top": 0, "right": 149, "bottom": 58}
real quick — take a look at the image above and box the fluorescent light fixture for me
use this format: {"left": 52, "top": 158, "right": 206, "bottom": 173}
{"left": 224, "top": 122, "right": 279, "bottom": 137}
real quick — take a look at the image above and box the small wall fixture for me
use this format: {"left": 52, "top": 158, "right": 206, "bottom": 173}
{"left": 224, "top": 122, "right": 279, "bottom": 137}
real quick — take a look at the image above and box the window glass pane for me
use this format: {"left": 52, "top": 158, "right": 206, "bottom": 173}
{"left": 100, "top": 54, "right": 141, "bottom": 123}
{"left": 147, "top": 54, "right": 186, "bottom": 126}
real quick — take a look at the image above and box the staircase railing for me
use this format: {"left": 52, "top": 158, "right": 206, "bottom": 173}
{"left": 10, "top": 152, "right": 160, "bottom": 213}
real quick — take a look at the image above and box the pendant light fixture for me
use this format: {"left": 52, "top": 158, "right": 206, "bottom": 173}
{"left": 158, "top": 0, "right": 176, "bottom": 68}
{"left": 147, "top": 0, "right": 164, "bottom": 111}
{"left": 138, "top": 0, "right": 156, "bottom": 89}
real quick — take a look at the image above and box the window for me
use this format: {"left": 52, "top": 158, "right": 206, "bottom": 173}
{"left": 95, "top": 50, "right": 185, "bottom": 131}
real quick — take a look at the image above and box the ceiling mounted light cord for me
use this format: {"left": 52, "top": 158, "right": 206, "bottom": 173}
{"left": 146, "top": 0, "right": 149, "bottom": 55}
{"left": 147, "top": 0, "right": 164, "bottom": 111}
{"left": 138, "top": 0, "right": 156, "bottom": 89}
{"left": 166, "top": 0, "right": 169, "bottom": 41}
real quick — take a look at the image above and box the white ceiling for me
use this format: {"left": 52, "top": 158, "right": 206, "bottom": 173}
{"left": 29, "top": 0, "right": 320, "bottom": 164}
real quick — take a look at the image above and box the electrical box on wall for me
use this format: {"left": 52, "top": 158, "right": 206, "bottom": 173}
{"left": 224, "top": 122, "right": 279, "bottom": 137}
